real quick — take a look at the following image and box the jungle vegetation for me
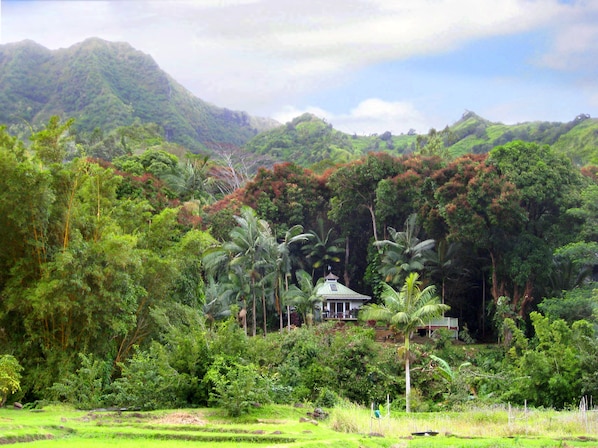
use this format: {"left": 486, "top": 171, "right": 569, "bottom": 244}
{"left": 0, "top": 113, "right": 597, "bottom": 417}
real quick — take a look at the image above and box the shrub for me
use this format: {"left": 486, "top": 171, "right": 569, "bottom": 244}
{"left": 204, "top": 356, "right": 271, "bottom": 417}
{"left": 107, "top": 343, "right": 184, "bottom": 410}
{"left": 315, "top": 387, "right": 339, "bottom": 408}
{"left": 0, "top": 355, "right": 23, "bottom": 407}
{"left": 49, "top": 353, "right": 110, "bottom": 409}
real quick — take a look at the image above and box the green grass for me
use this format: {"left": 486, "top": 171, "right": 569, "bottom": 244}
{"left": 1, "top": 404, "right": 596, "bottom": 447}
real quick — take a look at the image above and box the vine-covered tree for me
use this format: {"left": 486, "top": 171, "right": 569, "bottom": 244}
{"left": 487, "top": 141, "right": 584, "bottom": 314}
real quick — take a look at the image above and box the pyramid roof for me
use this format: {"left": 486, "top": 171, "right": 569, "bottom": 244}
{"left": 316, "top": 274, "right": 370, "bottom": 301}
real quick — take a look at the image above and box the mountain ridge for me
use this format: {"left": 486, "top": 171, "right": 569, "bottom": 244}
{"left": 243, "top": 110, "right": 598, "bottom": 168}
{"left": 0, "top": 38, "right": 279, "bottom": 152}
{"left": 1, "top": 38, "right": 596, "bottom": 167}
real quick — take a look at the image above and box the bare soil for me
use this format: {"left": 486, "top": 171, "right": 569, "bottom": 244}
{"left": 156, "top": 411, "right": 206, "bottom": 425}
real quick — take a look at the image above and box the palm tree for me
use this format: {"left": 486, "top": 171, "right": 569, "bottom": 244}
{"left": 272, "top": 225, "right": 310, "bottom": 332}
{"left": 285, "top": 270, "right": 325, "bottom": 326}
{"left": 227, "top": 208, "right": 274, "bottom": 336}
{"left": 202, "top": 276, "right": 235, "bottom": 330}
{"left": 203, "top": 206, "right": 274, "bottom": 336}
{"left": 302, "top": 218, "right": 344, "bottom": 278}
{"left": 428, "top": 239, "right": 463, "bottom": 305}
{"left": 375, "top": 213, "right": 435, "bottom": 287}
{"left": 359, "top": 272, "right": 449, "bottom": 412}
{"left": 162, "top": 154, "right": 215, "bottom": 204}
{"left": 202, "top": 249, "right": 251, "bottom": 335}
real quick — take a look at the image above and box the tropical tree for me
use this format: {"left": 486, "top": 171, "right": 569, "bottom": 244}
{"left": 286, "top": 270, "right": 325, "bottom": 326}
{"left": 202, "top": 206, "right": 275, "bottom": 336}
{"left": 486, "top": 141, "right": 584, "bottom": 314}
{"left": 375, "top": 213, "right": 435, "bottom": 287}
{"left": 428, "top": 239, "right": 464, "bottom": 305}
{"left": 359, "top": 272, "right": 449, "bottom": 412}
{"left": 272, "top": 225, "right": 310, "bottom": 331}
{"left": 429, "top": 154, "right": 524, "bottom": 315}
{"left": 328, "top": 152, "right": 403, "bottom": 242}
{"left": 302, "top": 218, "right": 344, "bottom": 278}
{"left": 30, "top": 116, "right": 75, "bottom": 165}
{"left": 201, "top": 277, "right": 235, "bottom": 330}
{"left": 0, "top": 355, "right": 23, "bottom": 407}
{"left": 162, "top": 154, "right": 215, "bottom": 204}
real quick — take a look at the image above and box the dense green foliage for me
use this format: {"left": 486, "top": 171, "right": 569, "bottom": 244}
{"left": 244, "top": 113, "right": 412, "bottom": 168}
{"left": 0, "top": 114, "right": 597, "bottom": 415}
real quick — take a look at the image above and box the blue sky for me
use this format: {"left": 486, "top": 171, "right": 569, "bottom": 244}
{"left": 1, "top": 0, "right": 598, "bottom": 135}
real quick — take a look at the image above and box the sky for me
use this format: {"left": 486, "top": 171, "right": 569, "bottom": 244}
{"left": 1, "top": 0, "right": 598, "bottom": 135}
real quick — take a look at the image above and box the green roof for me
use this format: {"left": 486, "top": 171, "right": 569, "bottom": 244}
{"left": 316, "top": 273, "right": 370, "bottom": 301}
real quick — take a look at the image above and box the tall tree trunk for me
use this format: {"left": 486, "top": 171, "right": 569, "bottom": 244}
{"left": 285, "top": 275, "right": 291, "bottom": 331}
{"left": 404, "top": 333, "right": 411, "bottom": 413}
{"left": 239, "top": 304, "right": 247, "bottom": 336}
{"left": 367, "top": 205, "right": 379, "bottom": 242}
{"left": 279, "top": 297, "right": 284, "bottom": 333}
{"left": 516, "top": 280, "right": 534, "bottom": 316}
{"left": 489, "top": 250, "right": 507, "bottom": 303}
{"left": 276, "top": 279, "right": 283, "bottom": 333}
{"left": 262, "top": 289, "right": 267, "bottom": 337}
{"left": 344, "top": 236, "right": 351, "bottom": 287}
{"left": 252, "top": 285, "right": 257, "bottom": 337}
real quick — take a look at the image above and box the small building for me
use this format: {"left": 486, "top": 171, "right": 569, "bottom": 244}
{"left": 318, "top": 273, "right": 370, "bottom": 321}
{"left": 418, "top": 317, "right": 459, "bottom": 339}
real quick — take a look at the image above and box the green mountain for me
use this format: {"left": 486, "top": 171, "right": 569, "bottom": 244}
{"left": 245, "top": 111, "right": 598, "bottom": 168}
{"left": 244, "top": 113, "right": 417, "bottom": 170}
{"left": 2, "top": 38, "right": 595, "bottom": 166}
{"left": 445, "top": 111, "right": 597, "bottom": 162}
{"left": 0, "top": 38, "right": 278, "bottom": 152}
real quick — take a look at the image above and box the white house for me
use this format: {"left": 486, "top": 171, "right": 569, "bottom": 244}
{"left": 317, "top": 272, "right": 370, "bottom": 321}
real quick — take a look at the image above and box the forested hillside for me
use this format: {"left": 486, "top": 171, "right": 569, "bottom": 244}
{"left": 0, "top": 115, "right": 596, "bottom": 413}
{"left": 0, "top": 39, "right": 277, "bottom": 152}
{"left": 244, "top": 111, "right": 598, "bottom": 168}
{"left": 2, "top": 38, "right": 597, "bottom": 169}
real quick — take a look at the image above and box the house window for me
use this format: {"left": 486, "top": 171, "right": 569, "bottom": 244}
{"left": 330, "top": 283, "right": 338, "bottom": 292}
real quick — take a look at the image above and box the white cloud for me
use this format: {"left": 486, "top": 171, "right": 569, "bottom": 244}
{"left": 528, "top": 0, "right": 598, "bottom": 74}
{"left": 132, "top": 0, "right": 578, "bottom": 113}
{"left": 273, "top": 98, "right": 427, "bottom": 135}
{"left": 2, "top": 0, "right": 596, "bottom": 124}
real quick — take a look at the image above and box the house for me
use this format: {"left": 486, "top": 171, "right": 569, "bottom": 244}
{"left": 317, "top": 272, "right": 371, "bottom": 321}
{"left": 317, "top": 272, "right": 459, "bottom": 338}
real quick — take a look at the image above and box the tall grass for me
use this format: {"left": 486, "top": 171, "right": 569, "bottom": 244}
{"left": 329, "top": 402, "right": 598, "bottom": 439}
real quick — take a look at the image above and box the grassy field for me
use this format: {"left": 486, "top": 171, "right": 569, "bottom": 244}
{"left": 0, "top": 403, "right": 596, "bottom": 447}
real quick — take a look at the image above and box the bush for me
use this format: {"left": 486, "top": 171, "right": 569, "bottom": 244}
{"left": 107, "top": 343, "right": 184, "bottom": 410}
{"left": 315, "top": 387, "right": 339, "bottom": 408}
{"left": 204, "top": 356, "right": 271, "bottom": 417}
{"left": 49, "top": 353, "right": 110, "bottom": 410}
{"left": 0, "top": 355, "right": 23, "bottom": 407}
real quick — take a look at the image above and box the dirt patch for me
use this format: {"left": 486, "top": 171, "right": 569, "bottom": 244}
{"left": 156, "top": 411, "right": 206, "bottom": 425}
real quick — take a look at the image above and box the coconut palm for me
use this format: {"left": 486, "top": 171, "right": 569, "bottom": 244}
{"left": 359, "top": 272, "right": 449, "bottom": 412}
{"left": 202, "top": 276, "right": 235, "bottom": 330}
{"left": 202, "top": 206, "right": 274, "bottom": 336}
{"left": 375, "top": 213, "right": 435, "bottom": 287}
{"left": 302, "top": 218, "right": 344, "bottom": 278}
{"left": 272, "top": 225, "right": 310, "bottom": 331}
{"left": 285, "top": 270, "right": 325, "bottom": 326}
{"left": 163, "top": 154, "right": 216, "bottom": 204}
